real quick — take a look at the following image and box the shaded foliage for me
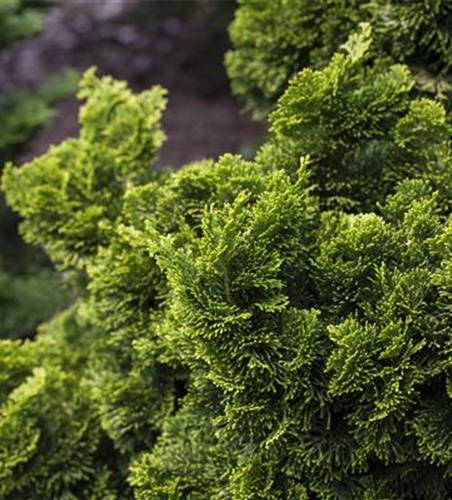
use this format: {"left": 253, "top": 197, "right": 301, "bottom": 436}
{"left": 0, "top": 1, "right": 77, "bottom": 339}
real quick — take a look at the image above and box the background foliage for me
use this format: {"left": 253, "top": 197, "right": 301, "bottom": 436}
{"left": 0, "top": 0, "right": 76, "bottom": 339}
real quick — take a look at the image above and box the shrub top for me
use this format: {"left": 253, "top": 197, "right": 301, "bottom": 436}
{"left": 227, "top": 0, "right": 452, "bottom": 117}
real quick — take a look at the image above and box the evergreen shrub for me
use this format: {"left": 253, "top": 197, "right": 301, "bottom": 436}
{"left": 3, "top": 26, "right": 452, "bottom": 499}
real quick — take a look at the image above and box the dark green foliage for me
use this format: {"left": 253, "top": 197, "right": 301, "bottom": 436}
{"left": 0, "top": 71, "right": 79, "bottom": 164}
{"left": 5, "top": 27, "right": 452, "bottom": 500}
{"left": 0, "top": 2, "right": 78, "bottom": 339}
{"left": 227, "top": 0, "right": 452, "bottom": 117}
{"left": 0, "top": 262, "right": 71, "bottom": 337}
{"left": 130, "top": 401, "right": 234, "bottom": 500}
{"left": 0, "top": 1, "right": 76, "bottom": 167}
{"left": 0, "top": 0, "right": 43, "bottom": 50}
{"left": 0, "top": 78, "right": 77, "bottom": 339}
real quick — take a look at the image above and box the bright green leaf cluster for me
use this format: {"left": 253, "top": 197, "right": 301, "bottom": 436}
{"left": 3, "top": 68, "right": 167, "bottom": 270}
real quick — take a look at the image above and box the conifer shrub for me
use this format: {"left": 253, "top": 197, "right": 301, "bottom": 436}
{"left": 4, "top": 27, "right": 452, "bottom": 499}
{"left": 226, "top": 0, "right": 452, "bottom": 117}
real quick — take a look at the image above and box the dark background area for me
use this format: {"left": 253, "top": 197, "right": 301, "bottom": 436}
{"left": 0, "top": 0, "right": 264, "bottom": 167}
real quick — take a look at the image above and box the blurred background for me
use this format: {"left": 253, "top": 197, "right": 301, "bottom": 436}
{"left": 0, "top": 0, "right": 264, "bottom": 340}
{"left": 1, "top": 0, "right": 264, "bottom": 166}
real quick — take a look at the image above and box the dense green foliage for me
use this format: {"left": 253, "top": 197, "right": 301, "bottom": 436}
{"left": 0, "top": 310, "right": 127, "bottom": 499}
{"left": 3, "top": 25, "right": 452, "bottom": 498}
{"left": 261, "top": 24, "right": 452, "bottom": 212}
{"left": 0, "top": 0, "right": 43, "bottom": 50}
{"left": 227, "top": 0, "right": 452, "bottom": 117}
{"left": 0, "top": 0, "right": 76, "bottom": 338}
{"left": 0, "top": 68, "right": 168, "bottom": 499}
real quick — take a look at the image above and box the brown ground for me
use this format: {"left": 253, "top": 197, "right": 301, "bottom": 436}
{"left": 0, "top": 0, "right": 264, "bottom": 167}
